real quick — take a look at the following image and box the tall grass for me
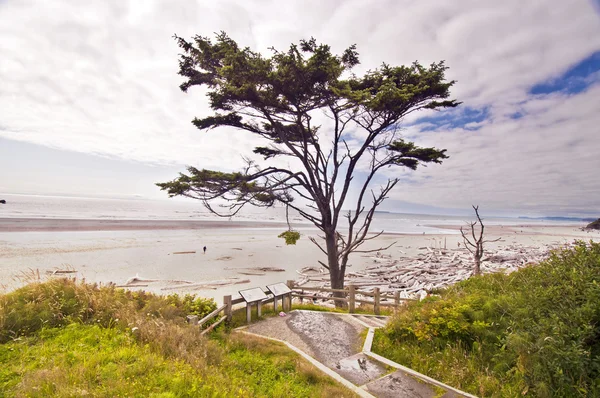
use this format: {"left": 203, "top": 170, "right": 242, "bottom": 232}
{"left": 373, "top": 241, "right": 600, "bottom": 397}
{"left": 1, "top": 324, "right": 208, "bottom": 397}
{"left": 0, "top": 278, "right": 216, "bottom": 342}
{"left": 0, "top": 278, "right": 356, "bottom": 397}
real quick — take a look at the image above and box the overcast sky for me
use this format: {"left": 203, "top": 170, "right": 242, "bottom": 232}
{"left": 1, "top": 0, "right": 599, "bottom": 217}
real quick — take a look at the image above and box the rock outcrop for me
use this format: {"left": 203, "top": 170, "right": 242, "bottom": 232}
{"left": 586, "top": 218, "right": 600, "bottom": 230}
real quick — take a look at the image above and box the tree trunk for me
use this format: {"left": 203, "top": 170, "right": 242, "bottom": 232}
{"left": 473, "top": 256, "right": 481, "bottom": 276}
{"left": 325, "top": 230, "right": 346, "bottom": 308}
{"left": 473, "top": 244, "right": 482, "bottom": 275}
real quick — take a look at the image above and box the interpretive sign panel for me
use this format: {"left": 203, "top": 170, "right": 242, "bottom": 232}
{"left": 266, "top": 282, "right": 291, "bottom": 297}
{"left": 239, "top": 287, "right": 267, "bottom": 303}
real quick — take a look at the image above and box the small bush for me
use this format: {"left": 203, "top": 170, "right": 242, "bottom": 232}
{"left": 164, "top": 293, "right": 217, "bottom": 317}
{"left": 278, "top": 230, "right": 301, "bottom": 245}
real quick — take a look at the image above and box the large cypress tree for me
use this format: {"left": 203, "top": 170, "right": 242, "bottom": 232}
{"left": 158, "top": 33, "right": 459, "bottom": 299}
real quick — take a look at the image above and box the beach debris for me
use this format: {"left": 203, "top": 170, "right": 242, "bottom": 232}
{"left": 163, "top": 279, "right": 195, "bottom": 285}
{"left": 116, "top": 284, "right": 149, "bottom": 288}
{"left": 172, "top": 251, "right": 196, "bottom": 254}
{"left": 45, "top": 269, "right": 77, "bottom": 275}
{"left": 161, "top": 278, "right": 250, "bottom": 291}
{"left": 254, "top": 266, "right": 285, "bottom": 272}
{"left": 216, "top": 256, "right": 233, "bottom": 261}
{"left": 295, "top": 241, "right": 561, "bottom": 300}
{"left": 117, "top": 278, "right": 194, "bottom": 289}
{"left": 226, "top": 266, "right": 285, "bottom": 273}
{"left": 45, "top": 264, "right": 77, "bottom": 276}
{"left": 124, "top": 274, "right": 159, "bottom": 285}
{"left": 296, "top": 266, "right": 326, "bottom": 277}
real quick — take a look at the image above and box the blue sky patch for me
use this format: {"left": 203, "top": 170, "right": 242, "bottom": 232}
{"left": 409, "top": 106, "right": 489, "bottom": 132}
{"left": 530, "top": 51, "right": 600, "bottom": 95}
{"left": 509, "top": 111, "right": 524, "bottom": 120}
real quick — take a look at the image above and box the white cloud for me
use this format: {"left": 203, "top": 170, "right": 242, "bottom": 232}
{"left": 1, "top": 0, "right": 600, "bottom": 214}
{"left": 385, "top": 84, "right": 600, "bottom": 214}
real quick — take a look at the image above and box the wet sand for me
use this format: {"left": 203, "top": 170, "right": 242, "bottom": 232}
{"left": 1, "top": 218, "right": 597, "bottom": 303}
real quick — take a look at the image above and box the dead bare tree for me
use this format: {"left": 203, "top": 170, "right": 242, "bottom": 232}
{"left": 460, "top": 205, "right": 500, "bottom": 276}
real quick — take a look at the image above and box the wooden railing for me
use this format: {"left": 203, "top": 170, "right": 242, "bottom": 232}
{"left": 191, "top": 288, "right": 293, "bottom": 332}
{"left": 188, "top": 280, "right": 415, "bottom": 332}
{"left": 290, "top": 282, "right": 416, "bottom": 315}
{"left": 197, "top": 304, "right": 227, "bottom": 335}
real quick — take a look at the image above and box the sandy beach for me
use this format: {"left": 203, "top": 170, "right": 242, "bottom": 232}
{"left": 1, "top": 217, "right": 598, "bottom": 303}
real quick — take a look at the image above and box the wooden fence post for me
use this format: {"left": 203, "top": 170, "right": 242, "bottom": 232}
{"left": 348, "top": 285, "right": 356, "bottom": 313}
{"left": 224, "top": 295, "right": 232, "bottom": 322}
{"left": 374, "top": 287, "right": 380, "bottom": 315}
{"left": 246, "top": 304, "right": 252, "bottom": 324}
{"left": 394, "top": 291, "right": 400, "bottom": 314}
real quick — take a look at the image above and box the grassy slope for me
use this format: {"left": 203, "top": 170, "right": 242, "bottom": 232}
{"left": 1, "top": 324, "right": 206, "bottom": 397}
{"left": 373, "top": 241, "right": 600, "bottom": 397}
{"left": 0, "top": 279, "right": 356, "bottom": 397}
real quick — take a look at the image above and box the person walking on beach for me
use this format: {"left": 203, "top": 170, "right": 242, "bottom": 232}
{"left": 203, "top": 246, "right": 207, "bottom": 254}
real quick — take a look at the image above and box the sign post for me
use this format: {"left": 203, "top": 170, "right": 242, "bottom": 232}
{"left": 266, "top": 282, "right": 292, "bottom": 312}
{"left": 239, "top": 287, "right": 268, "bottom": 324}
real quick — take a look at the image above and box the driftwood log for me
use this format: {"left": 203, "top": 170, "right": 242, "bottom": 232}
{"left": 295, "top": 241, "right": 561, "bottom": 300}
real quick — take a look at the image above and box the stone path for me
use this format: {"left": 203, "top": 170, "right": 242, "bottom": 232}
{"left": 243, "top": 310, "right": 476, "bottom": 398}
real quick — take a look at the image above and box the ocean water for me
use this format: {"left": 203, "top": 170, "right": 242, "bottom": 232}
{"left": 0, "top": 193, "right": 581, "bottom": 235}
{"left": 0, "top": 194, "right": 226, "bottom": 221}
{"left": 0, "top": 193, "right": 589, "bottom": 299}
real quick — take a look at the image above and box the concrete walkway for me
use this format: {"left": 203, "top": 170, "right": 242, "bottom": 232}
{"left": 240, "top": 310, "right": 477, "bottom": 398}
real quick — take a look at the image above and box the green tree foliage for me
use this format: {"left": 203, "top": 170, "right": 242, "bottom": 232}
{"left": 157, "top": 32, "right": 459, "bottom": 293}
{"left": 373, "top": 241, "right": 600, "bottom": 397}
{"left": 278, "top": 230, "right": 301, "bottom": 245}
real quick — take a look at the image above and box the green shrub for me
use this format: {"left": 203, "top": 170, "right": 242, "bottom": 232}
{"left": 278, "top": 230, "right": 301, "bottom": 245}
{"left": 374, "top": 241, "right": 600, "bottom": 397}
{"left": 165, "top": 293, "right": 217, "bottom": 317}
